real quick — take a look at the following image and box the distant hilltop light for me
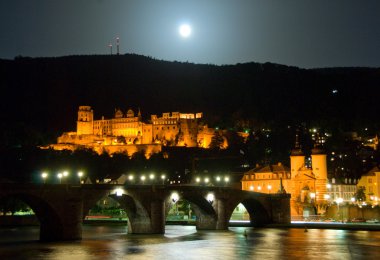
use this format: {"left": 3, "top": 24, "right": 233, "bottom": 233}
{"left": 332, "top": 89, "right": 338, "bottom": 94}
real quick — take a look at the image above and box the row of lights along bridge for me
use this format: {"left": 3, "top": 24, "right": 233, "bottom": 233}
{"left": 40, "top": 171, "right": 230, "bottom": 186}
{"left": 41, "top": 171, "right": 84, "bottom": 184}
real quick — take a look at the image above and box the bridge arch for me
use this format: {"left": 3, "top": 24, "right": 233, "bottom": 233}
{"left": 229, "top": 198, "right": 271, "bottom": 227}
{"left": 108, "top": 193, "right": 152, "bottom": 234}
{"left": 0, "top": 193, "right": 68, "bottom": 241}
{"left": 165, "top": 189, "right": 218, "bottom": 230}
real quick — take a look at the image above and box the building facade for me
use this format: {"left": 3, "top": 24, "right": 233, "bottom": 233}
{"left": 325, "top": 178, "right": 357, "bottom": 203}
{"left": 357, "top": 166, "right": 380, "bottom": 204}
{"left": 241, "top": 141, "right": 329, "bottom": 217}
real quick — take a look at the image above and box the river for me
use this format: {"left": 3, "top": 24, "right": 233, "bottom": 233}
{"left": 1, "top": 225, "right": 380, "bottom": 259}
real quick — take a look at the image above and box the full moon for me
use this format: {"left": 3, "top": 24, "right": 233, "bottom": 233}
{"left": 179, "top": 24, "right": 191, "bottom": 38}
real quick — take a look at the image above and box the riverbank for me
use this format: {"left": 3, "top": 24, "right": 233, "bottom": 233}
{"left": 267, "top": 222, "right": 380, "bottom": 231}
{"left": 83, "top": 219, "right": 380, "bottom": 231}
{"left": 2, "top": 216, "right": 380, "bottom": 231}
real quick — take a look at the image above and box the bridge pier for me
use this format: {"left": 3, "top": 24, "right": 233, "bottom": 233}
{"left": 127, "top": 199, "right": 165, "bottom": 234}
{"left": 193, "top": 199, "right": 229, "bottom": 231}
{"left": 196, "top": 214, "right": 217, "bottom": 230}
{"left": 39, "top": 197, "right": 84, "bottom": 241}
{"left": 269, "top": 194, "right": 291, "bottom": 224}
{"left": 215, "top": 198, "right": 229, "bottom": 230}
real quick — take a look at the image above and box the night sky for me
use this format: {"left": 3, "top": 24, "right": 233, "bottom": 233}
{"left": 1, "top": 0, "right": 380, "bottom": 68}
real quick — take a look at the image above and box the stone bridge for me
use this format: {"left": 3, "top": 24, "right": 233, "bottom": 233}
{"left": 0, "top": 184, "right": 290, "bottom": 241}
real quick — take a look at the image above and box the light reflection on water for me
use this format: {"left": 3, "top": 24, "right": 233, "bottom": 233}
{"left": 1, "top": 225, "right": 380, "bottom": 259}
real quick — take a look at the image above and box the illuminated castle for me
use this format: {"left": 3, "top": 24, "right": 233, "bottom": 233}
{"left": 52, "top": 106, "right": 219, "bottom": 157}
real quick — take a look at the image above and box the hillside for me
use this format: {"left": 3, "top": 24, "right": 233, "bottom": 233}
{"left": 1, "top": 54, "right": 380, "bottom": 146}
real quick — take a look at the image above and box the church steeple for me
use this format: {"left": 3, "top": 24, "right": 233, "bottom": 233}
{"left": 291, "top": 131, "right": 304, "bottom": 156}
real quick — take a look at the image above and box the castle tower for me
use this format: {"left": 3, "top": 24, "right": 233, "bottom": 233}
{"left": 311, "top": 144, "right": 328, "bottom": 202}
{"left": 138, "top": 108, "right": 142, "bottom": 120}
{"left": 77, "top": 106, "right": 94, "bottom": 135}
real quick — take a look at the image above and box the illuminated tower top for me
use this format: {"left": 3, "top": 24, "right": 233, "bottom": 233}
{"left": 290, "top": 132, "right": 304, "bottom": 156}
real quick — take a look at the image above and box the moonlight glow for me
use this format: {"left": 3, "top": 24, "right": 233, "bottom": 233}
{"left": 179, "top": 24, "right": 191, "bottom": 38}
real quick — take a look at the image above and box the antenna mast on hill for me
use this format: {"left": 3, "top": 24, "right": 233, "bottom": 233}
{"left": 116, "top": 37, "right": 120, "bottom": 55}
{"left": 108, "top": 43, "right": 113, "bottom": 55}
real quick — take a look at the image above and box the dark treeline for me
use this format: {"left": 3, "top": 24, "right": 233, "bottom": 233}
{"left": 1, "top": 126, "right": 378, "bottom": 183}
{"left": 0, "top": 145, "right": 247, "bottom": 184}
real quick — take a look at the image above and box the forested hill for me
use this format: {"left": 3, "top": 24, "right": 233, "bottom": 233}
{"left": 1, "top": 54, "right": 380, "bottom": 144}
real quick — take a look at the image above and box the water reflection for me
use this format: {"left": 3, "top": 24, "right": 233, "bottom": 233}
{"left": 0, "top": 225, "right": 380, "bottom": 259}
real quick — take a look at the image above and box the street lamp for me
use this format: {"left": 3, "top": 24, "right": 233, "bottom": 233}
{"left": 77, "top": 171, "right": 83, "bottom": 184}
{"left": 41, "top": 172, "right": 48, "bottom": 184}
{"left": 171, "top": 192, "right": 179, "bottom": 215}
{"left": 224, "top": 176, "right": 230, "bottom": 186}
{"left": 149, "top": 173, "right": 155, "bottom": 182}
{"left": 62, "top": 171, "right": 69, "bottom": 184}
{"left": 128, "top": 174, "right": 134, "bottom": 182}
{"left": 195, "top": 177, "right": 201, "bottom": 184}
{"left": 171, "top": 192, "right": 179, "bottom": 203}
{"left": 161, "top": 174, "right": 166, "bottom": 184}
{"left": 267, "top": 184, "right": 272, "bottom": 194}
{"left": 204, "top": 177, "right": 209, "bottom": 185}
{"left": 140, "top": 175, "right": 146, "bottom": 184}
{"left": 115, "top": 188, "right": 124, "bottom": 197}
{"left": 207, "top": 193, "right": 214, "bottom": 204}
{"left": 57, "top": 173, "right": 63, "bottom": 184}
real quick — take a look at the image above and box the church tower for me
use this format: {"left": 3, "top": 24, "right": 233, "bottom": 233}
{"left": 311, "top": 144, "right": 328, "bottom": 202}
{"left": 289, "top": 132, "right": 306, "bottom": 215}
{"left": 290, "top": 133, "right": 305, "bottom": 179}
{"left": 77, "top": 106, "right": 94, "bottom": 135}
